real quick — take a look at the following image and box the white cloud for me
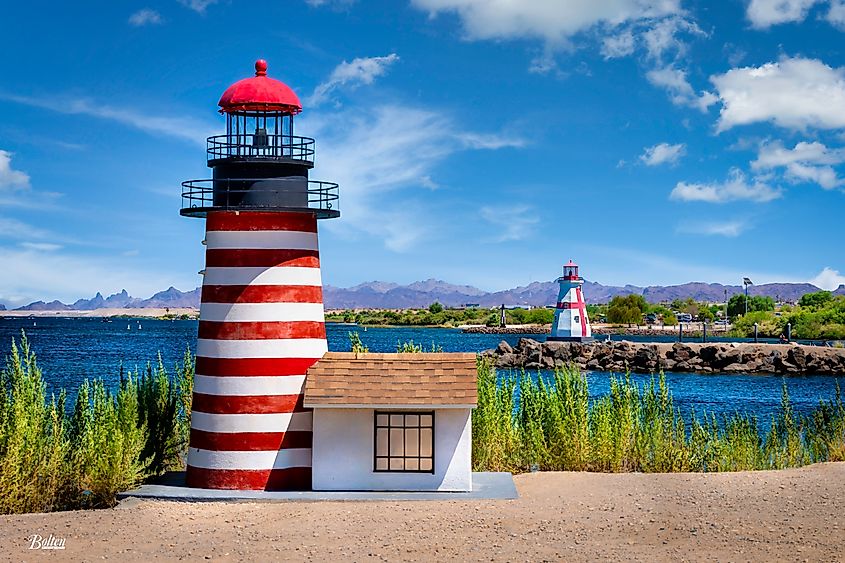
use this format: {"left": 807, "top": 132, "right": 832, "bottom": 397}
{"left": 307, "top": 54, "right": 400, "bottom": 106}
{"left": 479, "top": 205, "right": 539, "bottom": 242}
{"left": 646, "top": 66, "right": 718, "bottom": 112}
{"left": 305, "top": 0, "right": 356, "bottom": 7}
{"left": 712, "top": 57, "right": 845, "bottom": 132}
{"left": 746, "top": 0, "right": 822, "bottom": 28}
{"left": 128, "top": 8, "right": 163, "bottom": 26}
{"left": 457, "top": 132, "right": 526, "bottom": 150}
{"left": 810, "top": 267, "right": 845, "bottom": 290}
{"left": 410, "top": 0, "right": 682, "bottom": 45}
{"left": 640, "top": 142, "right": 686, "bottom": 166}
{"left": 752, "top": 141, "right": 845, "bottom": 189}
{"left": 2, "top": 94, "right": 214, "bottom": 146}
{"left": 670, "top": 169, "right": 783, "bottom": 203}
{"left": 410, "top": 1, "right": 709, "bottom": 111}
{"left": 0, "top": 217, "right": 48, "bottom": 239}
{"left": 19, "top": 242, "right": 62, "bottom": 251}
{"left": 744, "top": 0, "right": 845, "bottom": 29}
{"left": 601, "top": 30, "right": 636, "bottom": 59}
{"left": 0, "top": 151, "right": 30, "bottom": 191}
{"left": 677, "top": 220, "right": 748, "bottom": 237}
{"left": 753, "top": 140, "right": 845, "bottom": 168}
{"left": 179, "top": 0, "right": 218, "bottom": 13}
{"left": 784, "top": 162, "right": 843, "bottom": 188}
{"left": 304, "top": 104, "right": 520, "bottom": 251}
{"left": 830, "top": 0, "right": 845, "bottom": 27}
{"left": 641, "top": 17, "right": 705, "bottom": 61}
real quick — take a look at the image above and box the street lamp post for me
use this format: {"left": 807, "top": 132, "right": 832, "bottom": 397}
{"left": 743, "top": 277, "right": 753, "bottom": 316}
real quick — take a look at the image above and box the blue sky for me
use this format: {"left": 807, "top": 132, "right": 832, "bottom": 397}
{"left": 1, "top": 0, "right": 845, "bottom": 306}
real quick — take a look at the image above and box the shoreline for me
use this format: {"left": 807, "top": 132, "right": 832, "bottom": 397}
{"left": 461, "top": 322, "right": 727, "bottom": 336}
{"left": 484, "top": 338, "right": 845, "bottom": 375}
{"left": 0, "top": 307, "right": 199, "bottom": 319}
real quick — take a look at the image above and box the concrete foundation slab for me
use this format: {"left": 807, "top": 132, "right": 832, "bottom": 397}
{"left": 118, "top": 472, "right": 517, "bottom": 503}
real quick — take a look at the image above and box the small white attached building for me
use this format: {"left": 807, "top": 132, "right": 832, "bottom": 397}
{"left": 304, "top": 352, "right": 478, "bottom": 492}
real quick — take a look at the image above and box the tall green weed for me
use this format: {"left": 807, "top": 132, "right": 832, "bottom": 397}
{"left": 473, "top": 359, "right": 845, "bottom": 474}
{"left": 0, "top": 333, "right": 193, "bottom": 513}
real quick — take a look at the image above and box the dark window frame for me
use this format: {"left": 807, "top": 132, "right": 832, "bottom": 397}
{"left": 373, "top": 411, "right": 435, "bottom": 473}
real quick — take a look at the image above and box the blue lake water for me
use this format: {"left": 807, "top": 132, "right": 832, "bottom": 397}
{"left": 1, "top": 317, "right": 841, "bottom": 422}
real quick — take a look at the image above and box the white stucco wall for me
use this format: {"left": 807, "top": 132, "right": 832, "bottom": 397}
{"left": 311, "top": 408, "right": 472, "bottom": 492}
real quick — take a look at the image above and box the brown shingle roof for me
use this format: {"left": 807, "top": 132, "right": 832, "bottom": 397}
{"left": 303, "top": 352, "right": 478, "bottom": 408}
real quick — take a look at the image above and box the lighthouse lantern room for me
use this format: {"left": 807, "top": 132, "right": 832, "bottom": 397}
{"left": 548, "top": 260, "right": 593, "bottom": 342}
{"left": 181, "top": 60, "right": 338, "bottom": 491}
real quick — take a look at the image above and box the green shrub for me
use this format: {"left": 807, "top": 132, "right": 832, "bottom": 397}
{"left": 0, "top": 333, "right": 194, "bottom": 514}
{"left": 0, "top": 335, "right": 72, "bottom": 513}
{"left": 472, "top": 363, "right": 845, "bottom": 474}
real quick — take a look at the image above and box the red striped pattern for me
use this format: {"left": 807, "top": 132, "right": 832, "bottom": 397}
{"left": 199, "top": 321, "right": 326, "bottom": 340}
{"left": 576, "top": 288, "right": 589, "bottom": 337}
{"left": 201, "top": 285, "right": 323, "bottom": 304}
{"left": 207, "top": 211, "right": 317, "bottom": 232}
{"left": 205, "top": 249, "right": 320, "bottom": 268}
{"left": 192, "top": 393, "right": 307, "bottom": 415}
{"left": 188, "top": 210, "right": 326, "bottom": 491}
{"left": 195, "top": 357, "right": 321, "bottom": 377}
{"left": 192, "top": 394, "right": 305, "bottom": 415}
{"left": 186, "top": 466, "right": 312, "bottom": 491}
{"left": 189, "top": 429, "right": 312, "bottom": 451}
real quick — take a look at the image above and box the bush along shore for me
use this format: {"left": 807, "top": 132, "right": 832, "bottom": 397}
{"left": 1, "top": 331, "right": 844, "bottom": 514}
{"left": 483, "top": 338, "right": 845, "bottom": 375}
{"left": 472, "top": 360, "right": 845, "bottom": 473}
{"left": 0, "top": 334, "right": 192, "bottom": 514}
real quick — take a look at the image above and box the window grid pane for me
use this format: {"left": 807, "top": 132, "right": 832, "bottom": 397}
{"left": 374, "top": 411, "right": 435, "bottom": 473}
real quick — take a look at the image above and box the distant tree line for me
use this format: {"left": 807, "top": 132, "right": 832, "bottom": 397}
{"left": 326, "top": 290, "right": 845, "bottom": 339}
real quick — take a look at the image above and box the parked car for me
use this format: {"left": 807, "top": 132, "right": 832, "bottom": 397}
{"left": 645, "top": 313, "right": 658, "bottom": 324}
{"left": 677, "top": 313, "right": 693, "bottom": 322}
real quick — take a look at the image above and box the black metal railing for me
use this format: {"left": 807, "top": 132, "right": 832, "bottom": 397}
{"left": 180, "top": 178, "right": 339, "bottom": 219}
{"left": 206, "top": 134, "right": 316, "bottom": 162}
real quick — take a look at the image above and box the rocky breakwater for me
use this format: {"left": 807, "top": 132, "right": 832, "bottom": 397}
{"left": 483, "top": 338, "right": 845, "bottom": 375}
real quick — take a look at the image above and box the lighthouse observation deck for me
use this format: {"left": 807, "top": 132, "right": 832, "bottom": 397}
{"left": 180, "top": 177, "right": 339, "bottom": 218}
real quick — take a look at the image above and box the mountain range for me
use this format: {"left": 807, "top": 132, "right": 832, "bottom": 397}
{"left": 6, "top": 279, "right": 843, "bottom": 312}
{"left": 12, "top": 288, "right": 201, "bottom": 311}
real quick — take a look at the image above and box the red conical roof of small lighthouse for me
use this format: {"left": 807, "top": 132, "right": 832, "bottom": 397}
{"left": 217, "top": 59, "right": 302, "bottom": 114}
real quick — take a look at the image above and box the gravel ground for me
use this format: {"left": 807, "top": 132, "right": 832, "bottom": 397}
{"left": 2, "top": 463, "right": 843, "bottom": 562}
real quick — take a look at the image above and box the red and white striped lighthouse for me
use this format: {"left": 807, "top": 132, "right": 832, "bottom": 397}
{"left": 181, "top": 60, "right": 339, "bottom": 490}
{"left": 548, "top": 260, "right": 592, "bottom": 342}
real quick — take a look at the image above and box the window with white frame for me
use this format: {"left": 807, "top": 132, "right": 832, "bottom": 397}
{"left": 374, "top": 411, "right": 434, "bottom": 472}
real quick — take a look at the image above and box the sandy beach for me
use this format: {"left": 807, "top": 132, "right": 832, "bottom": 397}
{"left": 1, "top": 463, "right": 842, "bottom": 562}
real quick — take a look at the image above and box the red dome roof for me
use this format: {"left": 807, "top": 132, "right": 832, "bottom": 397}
{"left": 217, "top": 60, "right": 302, "bottom": 114}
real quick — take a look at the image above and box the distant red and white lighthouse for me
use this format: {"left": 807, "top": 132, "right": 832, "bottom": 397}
{"left": 548, "top": 261, "right": 592, "bottom": 342}
{"left": 181, "top": 60, "right": 339, "bottom": 490}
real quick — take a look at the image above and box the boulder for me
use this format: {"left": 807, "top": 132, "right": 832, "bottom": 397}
{"left": 495, "top": 340, "right": 513, "bottom": 355}
{"left": 787, "top": 346, "right": 807, "bottom": 370}
{"left": 495, "top": 353, "right": 519, "bottom": 369}
{"left": 633, "top": 345, "right": 660, "bottom": 371}
{"left": 670, "top": 343, "right": 693, "bottom": 361}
